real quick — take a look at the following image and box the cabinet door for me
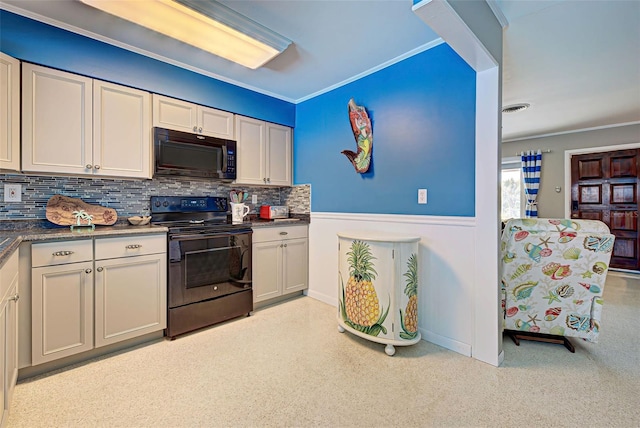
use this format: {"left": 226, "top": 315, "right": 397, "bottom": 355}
{"left": 4, "top": 280, "right": 18, "bottom": 414}
{"left": 0, "top": 298, "right": 6, "bottom": 428}
{"left": 235, "top": 116, "right": 266, "bottom": 185}
{"left": 283, "top": 238, "right": 308, "bottom": 294}
{"left": 0, "top": 52, "right": 20, "bottom": 171}
{"left": 94, "top": 254, "right": 166, "bottom": 348}
{"left": 198, "top": 106, "right": 235, "bottom": 139}
{"left": 252, "top": 240, "right": 282, "bottom": 302}
{"left": 31, "top": 262, "right": 94, "bottom": 365}
{"left": 266, "top": 123, "right": 292, "bottom": 186}
{"left": 152, "top": 94, "right": 197, "bottom": 133}
{"left": 94, "top": 80, "right": 151, "bottom": 178}
{"left": 22, "top": 63, "right": 93, "bottom": 174}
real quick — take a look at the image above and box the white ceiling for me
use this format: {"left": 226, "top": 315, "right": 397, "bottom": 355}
{"left": 1, "top": 0, "right": 639, "bottom": 142}
{"left": 497, "top": 0, "right": 640, "bottom": 141}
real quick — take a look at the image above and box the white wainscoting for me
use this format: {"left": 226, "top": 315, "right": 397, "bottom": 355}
{"left": 307, "top": 212, "right": 476, "bottom": 357}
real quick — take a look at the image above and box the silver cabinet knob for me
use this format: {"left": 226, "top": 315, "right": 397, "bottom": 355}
{"left": 193, "top": 126, "right": 198, "bottom": 132}
{"left": 284, "top": 244, "right": 287, "bottom": 247}
{"left": 97, "top": 267, "right": 104, "bottom": 272}
{"left": 8, "top": 294, "right": 19, "bottom": 302}
{"left": 53, "top": 251, "right": 74, "bottom": 256}
{"left": 94, "top": 165, "right": 100, "bottom": 170}
{"left": 198, "top": 127, "right": 203, "bottom": 133}
{"left": 85, "top": 268, "right": 92, "bottom": 274}
{"left": 126, "top": 244, "right": 142, "bottom": 249}
{"left": 263, "top": 178, "right": 267, "bottom": 183}
{"left": 86, "top": 164, "right": 93, "bottom": 169}
{"left": 267, "top": 178, "right": 271, "bottom": 183}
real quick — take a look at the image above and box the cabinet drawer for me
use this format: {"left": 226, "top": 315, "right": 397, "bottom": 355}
{"left": 95, "top": 234, "right": 166, "bottom": 260}
{"left": 252, "top": 225, "right": 308, "bottom": 243}
{"left": 32, "top": 240, "right": 93, "bottom": 267}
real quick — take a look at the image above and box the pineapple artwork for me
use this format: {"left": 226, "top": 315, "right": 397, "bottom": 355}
{"left": 339, "top": 240, "right": 389, "bottom": 336}
{"left": 399, "top": 254, "right": 418, "bottom": 339}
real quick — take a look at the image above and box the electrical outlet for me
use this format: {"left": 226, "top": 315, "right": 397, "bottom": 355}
{"left": 251, "top": 194, "right": 258, "bottom": 204}
{"left": 418, "top": 188, "right": 427, "bottom": 204}
{"left": 4, "top": 184, "right": 22, "bottom": 202}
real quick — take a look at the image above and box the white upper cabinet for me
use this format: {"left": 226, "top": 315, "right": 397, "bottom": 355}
{"left": 22, "top": 63, "right": 151, "bottom": 178}
{"left": 235, "top": 115, "right": 292, "bottom": 186}
{"left": 22, "top": 64, "right": 93, "bottom": 176}
{"left": 152, "top": 94, "right": 234, "bottom": 139}
{"left": 0, "top": 52, "right": 20, "bottom": 171}
{"left": 235, "top": 116, "right": 266, "bottom": 185}
{"left": 94, "top": 80, "right": 151, "bottom": 178}
{"left": 266, "top": 123, "right": 292, "bottom": 187}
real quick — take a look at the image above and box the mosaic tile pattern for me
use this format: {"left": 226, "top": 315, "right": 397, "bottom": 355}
{"left": 282, "top": 184, "right": 311, "bottom": 214}
{"left": 0, "top": 174, "right": 310, "bottom": 220}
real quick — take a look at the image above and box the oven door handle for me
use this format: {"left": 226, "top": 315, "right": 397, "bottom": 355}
{"left": 169, "top": 231, "right": 250, "bottom": 241}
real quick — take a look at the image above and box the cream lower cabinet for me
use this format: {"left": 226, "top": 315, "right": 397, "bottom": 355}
{"left": 31, "top": 240, "right": 94, "bottom": 365}
{"left": 0, "top": 251, "right": 19, "bottom": 427}
{"left": 31, "top": 235, "right": 166, "bottom": 366}
{"left": 252, "top": 226, "right": 308, "bottom": 303}
{"left": 94, "top": 236, "right": 166, "bottom": 348}
{"left": 22, "top": 63, "right": 151, "bottom": 178}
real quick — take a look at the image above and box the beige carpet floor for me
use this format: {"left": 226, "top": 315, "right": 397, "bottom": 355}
{"left": 7, "top": 272, "right": 639, "bottom": 427}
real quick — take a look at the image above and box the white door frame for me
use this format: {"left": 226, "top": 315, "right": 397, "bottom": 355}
{"left": 564, "top": 143, "right": 640, "bottom": 217}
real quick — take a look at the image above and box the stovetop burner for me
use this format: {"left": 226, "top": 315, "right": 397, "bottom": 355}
{"left": 150, "top": 196, "right": 251, "bottom": 234}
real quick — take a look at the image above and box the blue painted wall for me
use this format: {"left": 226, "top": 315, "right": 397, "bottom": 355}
{"left": 294, "top": 44, "right": 476, "bottom": 216}
{"left": 0, "top": 10, "right": 295, "bottom": 127}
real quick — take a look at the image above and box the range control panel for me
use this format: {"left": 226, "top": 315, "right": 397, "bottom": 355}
{"left": 151, "top": 196, "right": 228, "bottom": 214}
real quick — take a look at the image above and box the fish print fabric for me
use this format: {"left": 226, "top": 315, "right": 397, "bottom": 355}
{"left": 501, "top": 218, "right": 615, "bottom": 343}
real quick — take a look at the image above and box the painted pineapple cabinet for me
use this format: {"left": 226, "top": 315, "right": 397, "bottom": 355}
{"left": 152, "top": 94, "right": 235, "bottom": 139}
{"left": 337, "top": 232, "right": 421, "bottom": 356}
{"left": 252, "top": 225, "right": 308, "bottom": 303}
{"left": 21, "top": 63, "right": 152, "bottom": 178}
{"left": 235, "top": 116, "right": 292, "bottom": 186}
{"left": 31, "top": 234, "right": 166, "bottom": 365}
{"left": 0, "top": 251, "right": 19, "bottom": 427}
{"left": 0, "top": 52, "right": 20, "bottom": 171}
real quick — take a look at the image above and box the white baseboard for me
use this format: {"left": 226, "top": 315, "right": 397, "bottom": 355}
{"left": 306, "top": 289, "right": 337, "bottom": 307}
{"left": 421, "top": 328, "right": 472, "bottom": 357}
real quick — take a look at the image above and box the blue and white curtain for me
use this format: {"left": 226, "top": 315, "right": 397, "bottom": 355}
{"left": 521, "top": 150, "right": 542, "bottom": 218}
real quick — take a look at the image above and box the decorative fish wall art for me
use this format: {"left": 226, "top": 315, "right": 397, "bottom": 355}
{"left": 341, "top": 98, "right": 372, "bottom": 173}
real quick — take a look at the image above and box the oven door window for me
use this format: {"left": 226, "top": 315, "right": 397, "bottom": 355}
{"left": 180, "top": 235, "right": 247, "bottom": 289}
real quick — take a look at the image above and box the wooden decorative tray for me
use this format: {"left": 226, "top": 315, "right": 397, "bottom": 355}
{"left": 46, "top": 195, "right": 118, "bottom": 226}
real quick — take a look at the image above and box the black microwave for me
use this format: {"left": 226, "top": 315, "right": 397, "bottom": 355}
{"left": 154, "top": 127, "right": 236, "bottom": 180}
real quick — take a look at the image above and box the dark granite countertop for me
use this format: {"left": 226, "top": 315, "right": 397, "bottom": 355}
{"left": 0, "top": 220, "right": 168, "bottom": 269}
{"left": 0, "top": 215, "right": 310, "bottom": 269}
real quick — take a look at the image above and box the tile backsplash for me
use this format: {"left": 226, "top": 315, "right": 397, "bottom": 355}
{"left": 0, "top": 173, "right": 310, "bottom": 220}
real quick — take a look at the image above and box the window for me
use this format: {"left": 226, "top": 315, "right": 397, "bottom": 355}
{"left": 501, "top": 158, "right": 523, "bottom": 221}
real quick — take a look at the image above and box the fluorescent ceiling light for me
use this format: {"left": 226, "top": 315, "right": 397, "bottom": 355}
{"left": 79, "top": 0, "right": 292, "bottom": 69}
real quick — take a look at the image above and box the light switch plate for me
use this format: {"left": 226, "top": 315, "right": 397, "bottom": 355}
{"left": 4, "top": 184, "right": 22, "bottom": 202}
{"left": 418, "top": 188, "right": 427, "bottom": 204}
{"left": 251, "top": 194, "right": 258, "bottom": 204}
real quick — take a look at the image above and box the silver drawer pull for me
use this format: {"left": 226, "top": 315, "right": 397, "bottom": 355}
{"left": 279, "top": 232, "right": 288, "bottom": 235}
{"left": 53, "top": 251, "right": 74, "bottom": 256}
{"left": 126, "top": 244, "right": 142, "bottom": 249}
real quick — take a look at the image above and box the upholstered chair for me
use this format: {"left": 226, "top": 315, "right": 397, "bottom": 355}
{"left": 501, "top": 218, "right": 615, "bottom": 352}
